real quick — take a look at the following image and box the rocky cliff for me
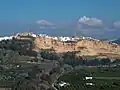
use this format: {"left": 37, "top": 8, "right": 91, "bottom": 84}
{"left": 33, "top": 37, "right": 120, "bottom": 58}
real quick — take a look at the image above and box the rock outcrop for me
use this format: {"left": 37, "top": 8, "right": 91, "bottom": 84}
{"left": 34, "top": 37, "right": 120, "bottom": 58}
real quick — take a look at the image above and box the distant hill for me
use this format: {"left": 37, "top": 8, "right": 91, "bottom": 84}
{"left": 111, "top": 38, "right": 120, "bottom": 45}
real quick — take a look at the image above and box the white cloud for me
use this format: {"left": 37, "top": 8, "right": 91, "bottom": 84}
{"left": 36, "top": 20, "right": 56, "bottom": 29}
{"left": 78, "top": 16, "right": 103, "bottom": 27}
{"left": 34, "top": 17, "right": 120, "bottom": 39}
{"left": 114, "top": 21, "right": 120, "bottom": 28}
{"left": 36, "top": 20, "right": 54, "bottom": 26}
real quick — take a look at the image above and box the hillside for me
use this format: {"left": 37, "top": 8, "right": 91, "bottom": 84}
{"left": 0, "top": 32, "right": 120, "bottom": 89}
{"left": 34, "top": 37, "right": 120, "bottom": 58}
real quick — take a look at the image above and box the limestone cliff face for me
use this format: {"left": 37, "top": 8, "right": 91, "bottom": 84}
{"left": 33, "top": 37, "right": 76, "bottom": 52}
{"left": 33, "top": 37, "right": 120, "bottom": 58}
{"left": 76, "top": 40, "right": 120, "bottom": 57}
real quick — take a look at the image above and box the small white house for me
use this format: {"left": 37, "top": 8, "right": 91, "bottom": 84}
{"left": 59, "top": 82, "right": 67, "bottom": 87}
{"left": 86, "top": 83, "right": 94, "bottom": 86}
{"left": 31, "top": 33, "right": 37, "bottom": 37}
{"left": 59, "top": 81, "right": 70, "bottom": 87}
{"left": 60, "top": 36, "right": 76, "bottom": 42}
{"left": 85, "top": 77, "right": 93, "bottom": 80}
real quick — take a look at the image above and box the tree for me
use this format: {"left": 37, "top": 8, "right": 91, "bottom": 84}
{"left": 62, "top": 52, "right": 84, "bottom": 67}
{"left": 40, "top": 74, "right": 51, "bottom": 85}
{"left": 40, "top": 50, "right": 59, "bottom": 60}
{"left": 100, "top": 58, "right": 110, "bottom": 65}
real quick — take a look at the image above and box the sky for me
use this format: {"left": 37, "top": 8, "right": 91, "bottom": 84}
{"left": 0, "top": 0, "right": 120, "bottom": 39}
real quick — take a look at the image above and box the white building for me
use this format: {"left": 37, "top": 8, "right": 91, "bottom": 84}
{"left": 85, "top": 77, "right": 93, "bottom": 80}
{"left": 59, "top": 82, "right": 67, "bottom": 87}
{"left": 38, "top": 34, "right": 47, "bottom": 37}
{"left": 58, "top": 37, "right": 71, "bottom": 42}
{"left": 15, "top": 32, "right": 37, "bottom": 38}
{"left": 58, "top": 81, "right": 70, "bottom": 87}
{"left": 0, "top": 36, "right": 14, "bottom": 41}
{"left": 86, "top": 83, "right": 94, "bottom": 86}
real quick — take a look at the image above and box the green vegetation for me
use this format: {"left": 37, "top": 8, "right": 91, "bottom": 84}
{"left": 0, "top": 39, "right": 61, "bottom": 90}
{"left": 62, "top": 51, "right": 85, "bottom": 67}
{"left": 0, "top": 37, "right": 120, "bottom": 90}
{"left": 62, "top": 52, "right": 118, "bottom": 67}
{"left": 0, "top": 39, "right": 37, "bottom": 57}
{"left": 40, "top": 50, "right": 60, "bottom": 60}
{"left": 57, "top": 67, "right": 120, "bottom": 90}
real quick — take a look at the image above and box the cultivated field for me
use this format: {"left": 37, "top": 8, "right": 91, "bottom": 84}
{"left": 56, "top": 67, "right": 120, "bottom": 90}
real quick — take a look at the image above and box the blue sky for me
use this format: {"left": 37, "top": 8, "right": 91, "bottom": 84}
{"left": 0, "top": 0, "right": 120, "bottom": 39}
{"left": 0, "top": 0, "right": 120, "bottom": 22}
